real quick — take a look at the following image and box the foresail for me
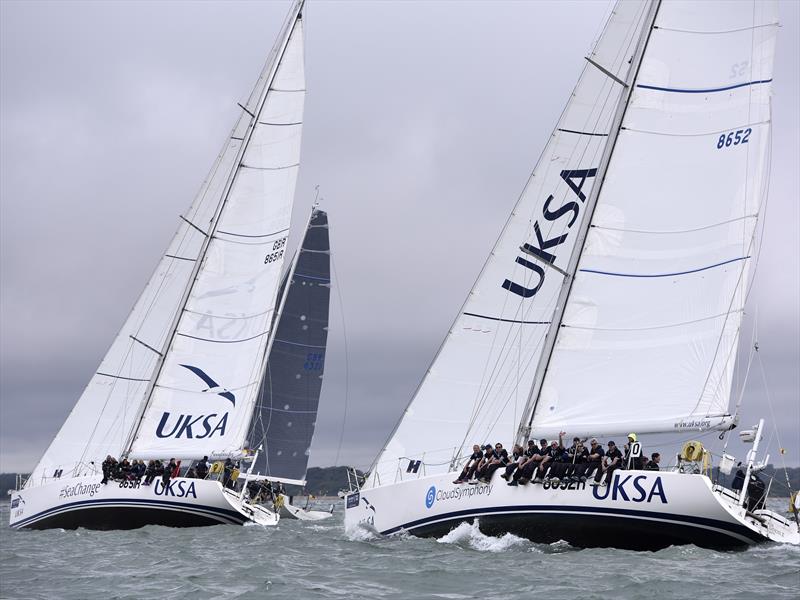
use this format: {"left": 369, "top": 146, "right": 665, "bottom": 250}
{"left": 250, "top": 209, "right": 330, "bottom": 482}
{"left": 367, "top": 1, "right": 652, "bottom": 487}
{"left": 531, "top": 0, "right": 778, "bottom": 437}
{"left": 129, "top": 11, "right": 305, "bottom": 460}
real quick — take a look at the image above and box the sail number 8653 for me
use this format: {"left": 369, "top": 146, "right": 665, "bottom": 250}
{"left": 716, "top": 128, "right": 751, "bottom": 149}
{"left": 264, "top": 237, "right": 287, "bottom": 264}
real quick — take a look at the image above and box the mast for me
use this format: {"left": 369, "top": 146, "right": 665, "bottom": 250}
{"left": 122, "top": 0, "right": 305, "bottom": 457}
{"left": 515, "top": 0, "right": 662, "bottom": 446}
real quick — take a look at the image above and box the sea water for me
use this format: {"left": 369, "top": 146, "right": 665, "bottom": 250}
{"left": 1, "top": 502, "right": 798, "bottom": 599}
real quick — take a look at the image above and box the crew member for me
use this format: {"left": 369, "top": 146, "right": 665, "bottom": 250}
{"left": 644, "top": 453, "right": 661, "bottom": 471}
{"left": 453, "top": 445, "right": 484, "bottom": 484}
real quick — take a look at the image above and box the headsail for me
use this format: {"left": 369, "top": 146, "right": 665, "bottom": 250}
{"left": 528, "top": 0, "right": 778, "bottom": 437}
{"left": 250, "top": 209, "right": 331, "bottom": 483}
{"left": 367, "top": 1, "right": 653, "bottom": 487}
{"left": 129, "top": 5, "right": 306, "bottom": 460}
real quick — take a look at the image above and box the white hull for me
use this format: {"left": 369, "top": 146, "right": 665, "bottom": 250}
{"left": 279, "top": 496, "right": 334, "bottom": 521}
{"left": 9, "top": 476, "right": 279, "bottom": 530}
{"left": 344, "top": 470, "right": 799, "bottom": 550}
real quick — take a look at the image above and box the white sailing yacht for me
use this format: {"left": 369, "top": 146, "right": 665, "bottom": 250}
{"left": 344, "top": 0, "right": 799, "bottom": 549}
{"left": 10, "top": 0, "right": 312, "bottom": 530}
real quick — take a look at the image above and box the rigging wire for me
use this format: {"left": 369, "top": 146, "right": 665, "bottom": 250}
{"left": 756, "top": 347, "right": 797, "bottom": 503}
{"left": 331, "top": 250, "right": 351, "bottom": 468}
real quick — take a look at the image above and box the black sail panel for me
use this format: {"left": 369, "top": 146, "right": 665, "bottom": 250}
{"left": 251, "top": 209, "right": 330, "bottom": 481}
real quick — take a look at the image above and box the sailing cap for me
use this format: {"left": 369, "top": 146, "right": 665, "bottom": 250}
{"left": 608, "top": 441, "right": 616, "bottom": 446}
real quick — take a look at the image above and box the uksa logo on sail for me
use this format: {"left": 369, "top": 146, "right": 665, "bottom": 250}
{"left": 155, "top": 365, "right": 233, "bottom": 439}
{"left": 502, "top": 168, "right": 597, "bottom": 298}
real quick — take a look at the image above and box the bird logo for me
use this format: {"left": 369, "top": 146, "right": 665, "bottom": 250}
{"left": 179, "top": 364, "right": 236, "bottom": 406}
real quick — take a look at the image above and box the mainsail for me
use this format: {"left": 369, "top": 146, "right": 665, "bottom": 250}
{"left": 368, "top": 1, "right": 653, "bottom": 487}
{"left": 27, "top": 1, "right": 306, "bottom": 485}
{"left": 530, "top": 0, "right": 778, "bottom": 437}
{"left": 250, "top": 209, "right": 331, "bottom": 483}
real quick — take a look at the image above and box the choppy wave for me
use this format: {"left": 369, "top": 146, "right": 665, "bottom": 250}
{"left": 436, "top": 520, "right": 529, "bottom": 552}
{"left": 2, "top": 503, "right": 798, "bottom": 600}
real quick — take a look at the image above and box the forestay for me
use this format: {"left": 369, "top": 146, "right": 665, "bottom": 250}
{"left": 532, "top": 0, "right": 778, "bottom": 437}
{"left": 250, "top": 209, "right": 331, "bottom": 482}
{"left": 128, "top": 13, "right": 306, "bottom": 459}
{"left": 367, "top": 1, "right": 652, "bottom": 487}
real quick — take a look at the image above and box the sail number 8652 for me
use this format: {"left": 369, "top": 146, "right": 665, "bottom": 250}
{"left": 716, "top": 128, "right": 751, "bottom": 149}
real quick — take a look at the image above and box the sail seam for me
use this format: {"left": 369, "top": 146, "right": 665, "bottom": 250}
{"left": 239, "top": 162, "right": 300, "bottom": 171}
{"left": 258, "top": 121, "right": 302, "bottom": 126}
{"left": 156, "top": 380, "right": 257, "bottom": 394}
{"left": 557, "top": 128, "right": 609, "bottom": 137}
{"left": 622, "top": 120, "right": 770, "bottom": 138}
{"left": 182, "top": 307, "right": 275, "bottom": 320}
{"left": 579, "top": 256, "right": 750, "bottom": 278}
{"left": 216, "top": 227, "right": 290, "bottom": 239}
{"left": 165, "top": 254, "right": 196, "bottom": 262}
{"left": 591, "top": 214, "right": 758, "bottom": 234}
{"left": 129, "top": 335, "right": 164, "bottom": 357}
{"left": 636, "top": 79, "right": 772, "bottom": 94}
{"left": 463, "top": 312, "right": 550, "bottom": 325}
{"left": 294, "top": 273, "right": 330, "bottom": 282}
{"left": 585, "top": 56, "right": 628, "bottom": 87}
{"left": 175, "top": 331, "right": 268, "bottom": 344}
{"left": 179, "top": 215, "right": 209, "bottom": 237}
{"left": 96, "top": 372, "right": 150, "bottom": 382}
{"left": 212, "top": 235, "right": 286, "bottom": 246}
{"left": 563, "top": 309, "right": 743, "bottom": 332}
{"left": 654, "top": 22, "right": 779, "bottom": 35}
{"left": 269, "top": 87, "right": 306, "bottom": 92}
{"left": 273, "top": 338, "right": 325, "bottom": 349}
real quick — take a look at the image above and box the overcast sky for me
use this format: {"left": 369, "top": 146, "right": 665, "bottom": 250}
{"left": 1, "top": 1, "right": 798, "bottom": 475}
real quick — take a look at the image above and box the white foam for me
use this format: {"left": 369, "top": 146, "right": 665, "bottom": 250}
{"left": 437, "top": 520, "right": 528, "bottom": 553}
{"left": 345, "top": 522, "right": 381, "bottom": 542}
